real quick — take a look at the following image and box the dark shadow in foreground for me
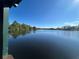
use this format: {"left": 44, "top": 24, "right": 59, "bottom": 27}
{"left": 8, "top": 37, "right": 73, "bottom": 59}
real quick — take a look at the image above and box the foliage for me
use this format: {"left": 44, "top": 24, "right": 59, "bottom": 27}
{"left": 9, "top": 21, "right": 36, "bottom": 34}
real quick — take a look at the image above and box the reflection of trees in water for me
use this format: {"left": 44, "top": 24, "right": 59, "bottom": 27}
{"left": 9, "top": 30, "right": 31, "bottom": 38}
{"left": 32, "top": 29, "right": 37, "bottom": 33}
{"left": 9, "top": 30, "right": 38, "bottom": 39}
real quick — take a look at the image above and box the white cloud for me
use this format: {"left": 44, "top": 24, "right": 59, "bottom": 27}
{"left": 66, "top": 0, "right": 79, "bottom": 11}
{"left": 64, "top": 21, "right": 79, "bottom": 26}
{"left": 72, "top": 0, "right": 79, "bottom": 5}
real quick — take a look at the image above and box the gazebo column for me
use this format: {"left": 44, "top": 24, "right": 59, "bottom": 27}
{"left": 3, "top": 7, "right": 9, "bottom": 58}
{"left": 3, "top": 0, "right": 22, "bottom": 59}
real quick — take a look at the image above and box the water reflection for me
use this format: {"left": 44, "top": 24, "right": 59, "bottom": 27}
{"left": 48, "top": 30, "right": 79, "bottom": 40}
{"left": 8, "top": 30, "right": 79, "bottom": 59}
{"left": 9, "top": 30, "right": 32, "bottom": 38}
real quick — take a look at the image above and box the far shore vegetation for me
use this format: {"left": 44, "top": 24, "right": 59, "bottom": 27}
{"left": 9, "top": 21, "right": 79, "bottom": 35}
{"left": 8, "top": 21, "right": 37, "bottom": 38}
{"left": 8, "top": 21, "right": 79, "bottom": 38}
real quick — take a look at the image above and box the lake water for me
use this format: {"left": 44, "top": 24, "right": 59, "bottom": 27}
{"left": 8, "top": 30, "right": 79, "bottom": 59}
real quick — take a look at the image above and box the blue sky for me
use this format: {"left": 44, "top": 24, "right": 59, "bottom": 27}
{"left": 9, "top": 0, "right": 79, "bottom": 28}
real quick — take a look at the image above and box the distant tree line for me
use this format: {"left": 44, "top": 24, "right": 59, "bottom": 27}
{"left": 9, "top": 21, "right": 79, "bottom": 32}
{"left": 36, "top": 24, "right": 79, "bottom": 31}
{"left": 8, "top": 21, "right": 37, "bottom": 34}
{"left": 52, "top": 25, "right": 79, "bottom": 31}
{"left": 62, "top": 25, "right": 79, "bottom": 31}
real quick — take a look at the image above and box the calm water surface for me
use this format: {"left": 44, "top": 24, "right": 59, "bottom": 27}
{"left": 8, "top": 30, "right": 79, "bottom": 59}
